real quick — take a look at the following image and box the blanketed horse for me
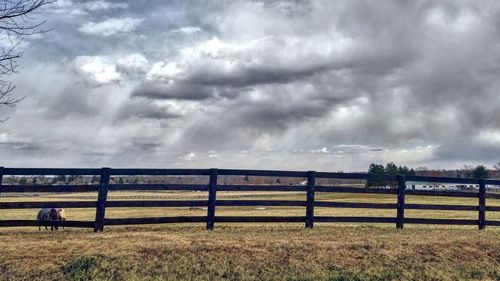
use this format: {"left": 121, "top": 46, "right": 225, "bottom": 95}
{"left": 36, "top": 208, "right": 64, "bottom": 231}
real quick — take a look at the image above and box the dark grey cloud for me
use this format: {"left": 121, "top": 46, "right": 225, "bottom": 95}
{"left": 132, "top": 81, "right": 214, "bottom": 100}
{"left": 44, "top": 86, "right": 101, "bottom": 119}
{"left": 117, "top": 97, "right": 182, "bottom": 120}
{"left": 0, "top": 141, "right": 42, "bottom": 151}
{"left": 190, "top": 62, "right": 335, "bottom": 88}
{"left": 435, "top": 141, "right": 500, "bottom": 163}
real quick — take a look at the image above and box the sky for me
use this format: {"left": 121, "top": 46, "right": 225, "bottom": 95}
{"left": 1, "top": 0, "right": 500, "bottom": 171}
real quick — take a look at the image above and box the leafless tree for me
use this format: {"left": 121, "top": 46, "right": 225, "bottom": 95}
{"left": 461, "top": 164, "right": 474, "bottom": 178}
{"left": 494, "top": 161, "right": 500, "bottom": 171}
{"left": 0, "top": 0, "right": 54, "bottom": 122}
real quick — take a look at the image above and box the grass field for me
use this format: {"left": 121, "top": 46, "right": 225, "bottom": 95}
{"left": 0, "top": 225, "right": 499, "bottom": 281}
{"left": 1, "top": 191, "right": 500, "bottom": 280}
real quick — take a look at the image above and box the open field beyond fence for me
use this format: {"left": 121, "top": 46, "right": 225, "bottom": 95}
{"left": 2, "top": 192, "right": 500, "bottom": 226}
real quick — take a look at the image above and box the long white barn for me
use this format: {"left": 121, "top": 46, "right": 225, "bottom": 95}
{"left": 406, "top": 182, "right": 500, "bottom": 191}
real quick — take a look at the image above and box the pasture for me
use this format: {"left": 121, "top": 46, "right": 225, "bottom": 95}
{"left": 0, "top": 223, "right": 499, "bottom": 281}
{"left": 2, "top": 190, "right": 500, "bottom": 222}
{"left": 1, "top": 168, "right": 500, "bottom": 280}
{"left": 1, "top": 191, "right": 500, "bottom": 280}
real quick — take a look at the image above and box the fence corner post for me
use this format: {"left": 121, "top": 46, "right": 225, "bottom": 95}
{"left": 396, "top": 174, "right": 406, "bottom": 229}
{"left": 478, "top": 179, "right": 486, "bottom": 230}
{"left": 305, "top": 170, "right": 316, "bottom": 228}
{"left": 206, "top": 168, "right": 218, "bottom": 231}
{"left": 94, "top": 167, "right": 111, "bottom": 232}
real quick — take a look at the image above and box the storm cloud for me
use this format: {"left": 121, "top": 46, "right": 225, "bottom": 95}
{"left": 1, "top": 0, "right": 500, "bottom": 171}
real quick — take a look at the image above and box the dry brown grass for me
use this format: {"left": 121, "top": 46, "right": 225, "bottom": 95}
{"left": 1, "top": 192, "right": 500, "bottom": 280}
{"left": 0, "top": 224, "right": 499, "bottom": 281}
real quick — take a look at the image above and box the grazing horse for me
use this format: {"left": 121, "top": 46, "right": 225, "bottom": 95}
{"left": 36, "top": 208, "right": 51, "bottom": 231}
{"left": 36, "top": 208, "right": 64, "bottom": 231}
{"left": 56, "top": 208, "right": 67, "bottom": 230}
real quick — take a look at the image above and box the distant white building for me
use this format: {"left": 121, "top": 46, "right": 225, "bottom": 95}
{"left": 406, "top": 182, "right": 500, "bottom": 191}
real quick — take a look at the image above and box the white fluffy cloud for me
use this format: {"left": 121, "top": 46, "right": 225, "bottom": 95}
{"left": 73, "top": 53, "right": 150, "bottom": 85}
{"left": 83, "top": 1, "right": 128, "bottom": 11}
{"left": 117, "top": 53, "right": 149, "bottom": 77}
{"left": 78, "top": 17, "right": 143, "bottom": 36}
{"left": 170, "top": 26, "right": 202, "bottom": 35}
{"left": 73, "top": 56, "right": 121, "bottom": 85}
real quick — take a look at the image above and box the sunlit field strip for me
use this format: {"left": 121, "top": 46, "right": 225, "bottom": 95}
{"left": 1, "top": 192, "right": 499, "bottom": 224}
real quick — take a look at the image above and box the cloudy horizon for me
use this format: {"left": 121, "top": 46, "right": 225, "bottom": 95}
{"left": 1, "top": 0, "right": 500, "bottom": 171}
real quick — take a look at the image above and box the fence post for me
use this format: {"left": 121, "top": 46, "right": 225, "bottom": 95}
{"left": 94, "top": 167, "right": 111, "bottom": 232}
{"left": 396, "top": 175, "right": 406, "bottom": 229}
{"left": 0, "top": 167, "right": 3, "bottom": 198}
{"left": 478, "top": 179, "right": 486, "bottom": 230}
{"left": 305, "top": 171, "right": 316, "bottom": 228}
{"left": 206, "top": 168, "right": 218, "bottom": 230}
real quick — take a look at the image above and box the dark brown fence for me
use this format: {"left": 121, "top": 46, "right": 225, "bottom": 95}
{"left": 0, "top": 167, "right": 499, "bottom": 232}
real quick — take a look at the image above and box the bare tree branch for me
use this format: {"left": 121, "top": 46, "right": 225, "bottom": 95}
{"left": 0, "top": 0, "right": 54, "bottom": 122}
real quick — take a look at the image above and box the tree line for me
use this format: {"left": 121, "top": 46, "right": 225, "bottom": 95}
{"left": 366, "top": 162, "right": 492, "bottom": 188}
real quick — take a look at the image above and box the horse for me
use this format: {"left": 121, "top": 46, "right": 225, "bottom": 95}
{"left": 36, "top": 208, "right": 65, "bottom": 231}
{"left": 56, "top": 208, "right": 67, "bottom": 230}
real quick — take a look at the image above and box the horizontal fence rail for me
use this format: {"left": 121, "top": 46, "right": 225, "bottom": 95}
{"left": 1, "top": 185, "right": 99, "bottom": 193}
{"left": 0, "top": 220, "right": 95, "bottom": 228}
{"left": 0, "top": 167, "right": 499, "bottom": 231}
{"left": 108, "top": 184, "right": 208, "bottom": 191}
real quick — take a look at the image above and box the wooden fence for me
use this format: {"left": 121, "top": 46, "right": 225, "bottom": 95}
{"left": 0, "top": 167, "right": 499, "bottom": 232}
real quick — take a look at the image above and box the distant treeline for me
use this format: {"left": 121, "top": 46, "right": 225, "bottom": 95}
{"left": 366, "top": 162, "right": 494, "bottom": 188}
{"left": 3, "top": 163, "right": 499, "bottom": 187}
{"left": 2, "top": 174, "right": 363, "bottom": 186}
